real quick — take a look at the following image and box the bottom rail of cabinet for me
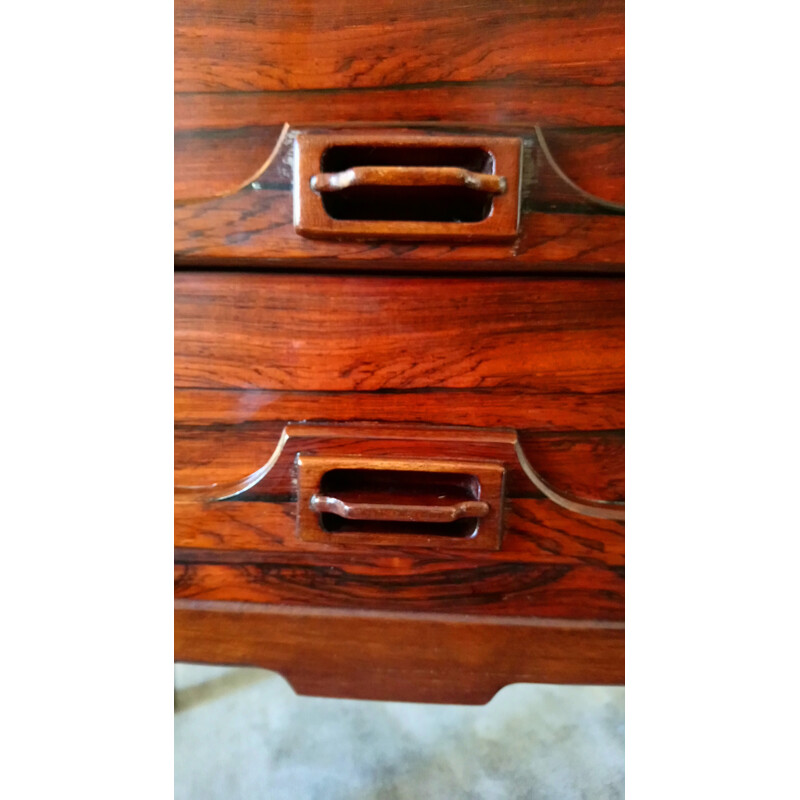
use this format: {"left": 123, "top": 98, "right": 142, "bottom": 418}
{"left": 175, "top": 600, "right": 624, "bottom": 705}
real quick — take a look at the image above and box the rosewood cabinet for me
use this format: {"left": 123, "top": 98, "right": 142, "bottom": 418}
{"left": 175, "top": 0, "right": 624, "bottom": 704}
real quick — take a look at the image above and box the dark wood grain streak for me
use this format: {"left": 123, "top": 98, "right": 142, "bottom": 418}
{"left": 175, "top": 601, "right": 624, "bottom": 703}
{"left": 174, "top": 85, "right": 625, "bottom": 135}
{"left": 175, "top": 196, "right": 623, "bottom": 269}
{"left": 175, "top": 273, "right": 625, "bottom": 393}
{"left": 175, "top": 388, "right": 625, "bottom": 432}
{"left": 174, "top": 559, "right": 623, "bottom": 620}
{"left": 175, "top": 498, "right": 625, "bottom": 566}
{"left": 175, "top": 0, "right": 624, "bottom": 93}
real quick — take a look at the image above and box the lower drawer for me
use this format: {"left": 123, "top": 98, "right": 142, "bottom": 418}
{"left": 174, "top": 271, "right": 625, "bottom": 699}
{"left": 175, "top": 422, "right": 624, "bottom": 621}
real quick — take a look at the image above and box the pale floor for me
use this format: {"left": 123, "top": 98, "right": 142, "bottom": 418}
{"left": 175, "top": 664, "right": 624, "bottom": 799}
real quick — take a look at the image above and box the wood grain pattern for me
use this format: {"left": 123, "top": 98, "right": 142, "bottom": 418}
{"left": 175, "top": 0, "right": 624, "bottom": 271}
{"left": 310, "top": 167, "right": 507, "bottom": 195}
{"left": 175, "top": 414, "right": 624, "bottom": 502}
{"left": 174, "top": 85, "right": 625, "bottom": 135}
{"left": 175, "top": 125, "right": 624, "bottom": 207}
{"left": 174, "top": 421, "right": 624, "bottom": 622}
{"left": 175, "top": 125, "right": 287, "bottom": 201}
{"left": 297, "top": 455, "right": 505, "bottom": 549}
{"left": 175, "top": 273, "right": 624, "bottom": 393}
{"left": 175, "top": 194, "right": 623, "bottom": 269}
{"left": 174, "top": 387, "right": 625, "bottom": 432}
{"left": 175, "top": 601, "right": 624, "bottom": 703}
{"left": 293, "top": 131, "right": 522, "bottom": 241}
{"left": 174, "top": 125, "right": 624, "bottom": 268}
{"left": 541, "top": 128, "right": 624, "bottom": 206}
{"left": 175, "top": 559, "right": 623, "bottom": 620}
{"left": 175, "top": 422, "right": 623, "bottom": 516}
{"left": 175, "top": 0, "right": 624, "bottom": 93}
{"left": 175, "top": 498, "right": 625, "bottom": 566}
{"left": 174, "top": 0, "right": 625, "bottom": 697}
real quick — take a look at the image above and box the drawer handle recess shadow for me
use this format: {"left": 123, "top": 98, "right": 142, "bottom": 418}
{"left": 297, "top": 456, "right": 506, "bottom": 550}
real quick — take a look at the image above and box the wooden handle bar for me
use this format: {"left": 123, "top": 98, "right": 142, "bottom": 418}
{"left": 310, "top": 166, "right": 507, "bottom": 195}
{"left": 309, "top": 494, "right": 490, "bottom": 524}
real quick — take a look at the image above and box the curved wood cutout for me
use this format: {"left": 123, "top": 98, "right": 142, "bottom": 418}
{"left": 175, "top": 423, "right": 624, "bottom": 520}
{"left": 175, "top": 122, "right": 289, "bottom": 206}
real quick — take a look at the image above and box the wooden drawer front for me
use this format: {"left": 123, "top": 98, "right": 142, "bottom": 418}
{"left": 175, "top": 423, "right": 624, "bottom": 623}
{"left": 174, "top": 273, "right": 624, "bottom": 393}
{"left": 175, "top": 502, "right": 624, "bottom": 622}
{"left": 174, "top": 0, "right": 625, "bottom": 700}
{"left": 175, "top": 1, "right": 624, "bottom": 276}
{"left": 175, "top": 272, "right": 624, "bottom": 503}
{"left": 175, "top": 273, "right": 624, "bottom": 623}
{"left": 175, "top": 395, "right": 624, "bottom": 504}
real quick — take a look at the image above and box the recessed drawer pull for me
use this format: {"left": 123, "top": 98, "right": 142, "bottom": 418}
{"left": 309, "top": 493, "right": 490, "bottom": 523}
{"left": 310, "top": 166, "right": 507, "bottom": 196}
{"left": 293, "top": 132, "right": 521, "bottom": 240}
{"left": 297, "top": 455, "right": 506, "bottom": 550}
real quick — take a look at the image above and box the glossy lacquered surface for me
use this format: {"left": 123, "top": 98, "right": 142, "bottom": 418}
{"left": 175, "top": 0, "right": 624, "bottom": 270}
{"left": 174, "top": 0, "right": 625, "bottom": 701}
{"left": 175, "top": 273, "right": 624, "bottom": 394}
{"left": 175, "top": 125, "right": 623, "bottom": 269}
{"left": 174, "top": 276, "right": 625, "bottom": 622}
{"left": 293, "top": 132, "right": 522, "bottom": 241}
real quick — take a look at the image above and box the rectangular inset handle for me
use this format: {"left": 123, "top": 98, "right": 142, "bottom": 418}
{"left": 296, "top": 456, "right": 505, "bottom": 550}
{"left": 293, "top": 132, "right": 521, "bottom": 241}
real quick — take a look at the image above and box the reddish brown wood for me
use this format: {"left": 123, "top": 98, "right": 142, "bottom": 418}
{"left": 175, "top": 273, "right": 624, "bottom": 394}
{"left": 297, "top": 455, "right": 505, "bottom": 549}
{"left": 542, "top": 128, "right": 625, "bottom": 206}
{"left": 174, "top": 86, "right": 625, "bottom": 136}
{"left": 174, "top": 387, "right": 625, "bottom": 433}
{"left": 175, "top": 497, "right": 625, "bottom": 565}
{"left": 175, "top": 601, "right": 624, "bottom": 704}
{"left": 175, "top": 125, "right": 288, "bottom": 202}
{"left": 175, "top": 497, "right": 625, "bottom": 567}
{"left": 176, "top": 421, "right": 622, "bottom": 516}
{"left": 174, "top": 0, "right": 624, "bottom": 269}
{"left": 175, "top": 124, "right": 623, "bottom": 268}
{"left": 174, "top": 0, "right": 624, "bottom": 93}
{"left": 175, "top": 197, "right": 623, "bottom": 269}
{"left": 311, "top": 167, "right": 506, "bottom": 195}
{"left": 294, "top": 132, "right": 521, "bottom": 241}
{"left": 308, "top": 494, "right": 489, "bottom": 522}
{"left": 173, "top": 0, "right": 625, "bottom": 699}
{"left": 174, "top": 392, "right": 624, "bottom": 503}
{"left": 175, "top": 124, "right": 624, "bottom": 207}
{"left": 174, "top": 422, "right": 623, "bottom": 623}
{"left": 175, "top": 559, "right": 622, "bottom": 620}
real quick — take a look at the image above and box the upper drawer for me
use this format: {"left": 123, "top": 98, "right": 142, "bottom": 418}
{"left": 175, "top": 0, "right": 624, "bottom": 271}
{"left": 175, "top": 125, "right": 623, "bottom": 271}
